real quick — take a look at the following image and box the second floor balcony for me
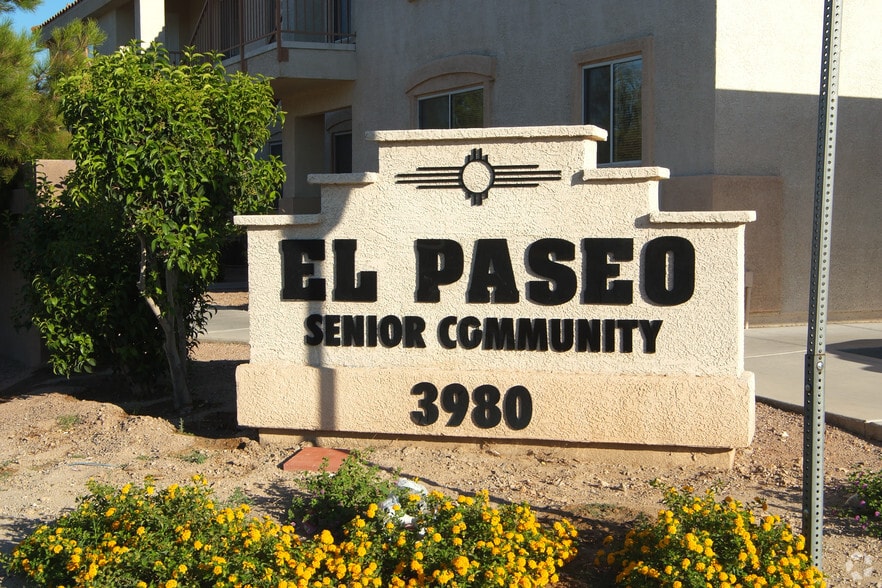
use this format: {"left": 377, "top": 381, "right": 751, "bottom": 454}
{"left": 187, "top": 0, "right": 356, "bottom": 80}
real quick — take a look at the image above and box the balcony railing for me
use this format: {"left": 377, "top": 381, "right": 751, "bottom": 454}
{"left": 188, "top": 0, "right": 353, "bottom": 69}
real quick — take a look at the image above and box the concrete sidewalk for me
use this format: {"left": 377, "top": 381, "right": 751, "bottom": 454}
{"left": 745, "top": 322, "right": 882, "bottom": 441}
{"left": 201, "top": 307, "right": 249, "bottom": 344}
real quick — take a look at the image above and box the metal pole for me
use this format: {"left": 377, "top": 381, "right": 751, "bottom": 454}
{"left": 803, "top": 0, "right": 841, "bottom": 568}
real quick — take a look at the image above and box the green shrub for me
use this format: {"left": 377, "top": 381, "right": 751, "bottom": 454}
{"left": 840, "top": 466, "right": 882, "bottom": 537}
{"left": 595, "top": 484, "right": 825, "bottom": 587}
{"left": 287, "top": 450, "right": 402, "bottom": 537}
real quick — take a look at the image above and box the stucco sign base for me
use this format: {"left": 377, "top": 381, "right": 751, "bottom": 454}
{"left": 235, "top": 125, "right": 756, "bottom": 459}
{"left": 237, "top": 364, "right": 754, "bottom": 449}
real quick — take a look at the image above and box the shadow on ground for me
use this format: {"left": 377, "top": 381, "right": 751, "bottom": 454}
{"left": 0, "top": 355, "right": 255, "bottom": 441}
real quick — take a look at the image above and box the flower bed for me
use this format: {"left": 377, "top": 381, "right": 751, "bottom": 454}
{"left": 3, "top": 474, "right": 576, "bottom": 587}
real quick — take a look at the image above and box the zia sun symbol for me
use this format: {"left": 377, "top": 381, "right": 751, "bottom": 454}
{"left": 395, "top": 148, "right": 562, "bottom": 206}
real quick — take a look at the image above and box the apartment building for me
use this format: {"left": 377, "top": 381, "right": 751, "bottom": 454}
{"left": 36, "top": 0, "right": 882, "bottom": 326}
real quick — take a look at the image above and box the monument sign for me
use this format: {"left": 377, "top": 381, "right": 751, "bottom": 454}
{"left": 235, "top": 126, "right": 755, "bottom": 458}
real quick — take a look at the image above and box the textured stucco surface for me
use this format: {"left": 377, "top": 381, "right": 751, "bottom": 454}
{"left": 235, "top": 126, "right": 755, "bottom": 449}
{"left": 237, "top": 364, "right": 755, "bottom": 448}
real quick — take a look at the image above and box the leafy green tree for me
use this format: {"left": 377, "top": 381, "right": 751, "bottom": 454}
{"left": 37, "top": 41, "right": 283, "bottom": 409}
{"left": 15, "top": 181, "right": 167, "bottom": 384}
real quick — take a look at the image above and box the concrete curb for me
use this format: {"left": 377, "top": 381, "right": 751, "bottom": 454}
{"left": 757, "top": 397, "right": 882, "bottom": 443}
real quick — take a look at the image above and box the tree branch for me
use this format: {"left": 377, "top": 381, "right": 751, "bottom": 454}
{"left": 138, "top": 233, "right": 168, "bottom": 329}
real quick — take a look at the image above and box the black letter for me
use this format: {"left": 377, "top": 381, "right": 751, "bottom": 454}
{"left": 516, "top": 318, "right": 548, "bottom": 351}
{"left": 549, "top": 319, "right": 574, "bottom": 352}
{"left": 582, "top": 238, "right": 633, "bottom": 304}
{"left": 467, "top": 239, "right": 520, "bottom": 303}
{"left": 526, "top": 238, "right": 577, "bottom": 305}
{"left": 644, "top": 237, "right": 695, "bottom": 305}
{"left": 415, "top": 240, "right": 464, "bottom": 302}
{"left": 403, "top": 316, "right": 427, "bottom": 348}
{"left": 482, "top": 318, "right": 516, "bottom": 350}
{"left": 325, "top": 315, "right": 341, "bottom": 346}
{"left": 603, "top": 319, "right": 616, "bottom": 352}
{"left": 333, "top": 240, "right": 377, "bottom": 302}
{"left": 575, "top": 319, "right": 601, "bottom": 352}
{"left": 437, "top": 316, "right": 457, "bottom": 349}
{"left": 378, "top": 316, "right": 403, "bottom": 347}
{"left": 616, "top": 319, "right": 638, "bottom": 353}
{"left": 457, "top": 316, "right": 482, "bottom": 349}
{"left": 282, "top": 240, "right": 325, "bottom": 300}
{"left": 341, "top": 315, "right": 364, "bottom": 347}
{"left": 304, "top": 314, "right": 323, "bottom": 345}
{"left": 639, "top": 319, "right": 663, "bottom": 353}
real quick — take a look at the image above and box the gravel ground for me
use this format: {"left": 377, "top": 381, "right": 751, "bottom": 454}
{"left": 0, "top": 292, "right": 880, "bottom": 586}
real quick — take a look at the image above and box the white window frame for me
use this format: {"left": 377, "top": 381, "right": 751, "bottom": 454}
{"left": 583, "top": 56, "right": 642, "bottom": 165}
{"left": 574, "top": 37, "right": 653, "bottom": 167}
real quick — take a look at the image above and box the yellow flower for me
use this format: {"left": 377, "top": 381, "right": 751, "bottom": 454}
{"left": 452, "top": 555, "right": 470, "bottom": 575}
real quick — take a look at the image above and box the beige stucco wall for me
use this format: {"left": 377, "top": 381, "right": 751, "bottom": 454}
{"left": 338, "top": 0, "right": 882, "bottom": 325}
{"left": 39, "top": 0, "right": 882, "bottom": 326}
{"left": 236, "top": 126, "right": 755, "bottom": 452}
{"left": 349, "top": 1, "right": 719, "bottom": 176}
{"left": 713, "top": 0, "right": 882, "bottom": 323}
{"left": 662, "top": 175, "right": 783, "bottom": 320}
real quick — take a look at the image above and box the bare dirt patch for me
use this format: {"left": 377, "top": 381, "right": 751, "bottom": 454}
{"left": 1, "top": 296, "right": 880, "bottom": 586}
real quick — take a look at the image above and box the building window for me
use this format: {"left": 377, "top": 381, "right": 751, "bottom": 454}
{"left": 583, "top": 57, "right": 642, "bottom": 164}
{"left": 332, "top": 131, "right": 352, "bottom": 173}
{"left": 418, "top": 87, "right": 484, "bottom": 129}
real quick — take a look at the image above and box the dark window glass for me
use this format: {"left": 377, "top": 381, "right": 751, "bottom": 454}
{"left": 333, "top": 132, "right": 352, "bottom": 173}
{"left": 418, "top": 94, "right": 451, "bottom": 129}
{"left": 584, "top": 66, "right": 612, "bottom": 164}
{"left": 419, "top": 88, "right": 484, "bottom": 129}
{"left": 451, "top": 89, "right": 483, "bottom": 128}
{"left": 584, "top": 57, "right": 642, "bottom": 164}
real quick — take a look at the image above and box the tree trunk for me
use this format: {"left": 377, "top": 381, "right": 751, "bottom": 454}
{"left": 137, "top": 235, "right": 192, "bottom": 410}
{"left": 163, "top": 267, "right": 192, "bottom": 410}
